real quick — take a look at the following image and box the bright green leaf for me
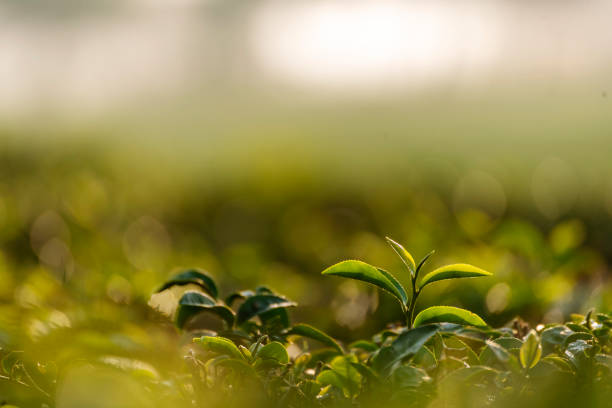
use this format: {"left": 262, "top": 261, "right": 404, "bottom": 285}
{"left": 418, "top": 264, "right": 491, "bottom": 290}
{"left": 520, "top": 330, "right": 542, "bottom": 369}
{"left": 413, "top": 306, "right": 487, "bottom": 328}
{"left": 193, "top": 336, "right": 244, "bottom": 360}
{"left": 385, "top": 237, "right": 416, "bottom": 276}
{"left": 286, "top": 323, "right": 343, "bottom": 354}
{"left": 322, "top": 260, "right": 408, "bottom": 307}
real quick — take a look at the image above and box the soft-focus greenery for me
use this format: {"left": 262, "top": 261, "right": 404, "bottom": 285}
{"left": 0, "top": 118, "right": 611, "bottom": 407}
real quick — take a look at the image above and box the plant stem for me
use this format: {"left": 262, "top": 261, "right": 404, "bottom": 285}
{"left": 407, "top": 274, "right": 420, "bottom": 329}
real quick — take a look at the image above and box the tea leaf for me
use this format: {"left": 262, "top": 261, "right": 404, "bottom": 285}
{"left": 175, "top": 291, "right": 235, "bottom": 329}
{"left": 418, "top": 264, "right": 491, "bottom": 290}
{"left": 194, "top": 336, "right": 244, "bottom": 360}
{"left": 371, "top": 325, "right": 439, "bottom": 374}
{"left": 385, "top": 237, "right": 416, "bottom": 276}
{"left": 286, "top": 323, "right": 343, "bottom": 354}
{"left": 413, "top": 306, "right": 487, "bottom": 328}
{"left": 156, "top": 268, "right": 218, "bottom": 299}
{"left": 520, "top": 330, "right": 542, "bottom": 369}
{"left": 256, "top": 341, "right": 289, "bottom": 364}
{"left": 236, "top": 295, "right": 296, "bottom": 325}
{"left": 322, "top": 260, "right": 408, "bottom": 307}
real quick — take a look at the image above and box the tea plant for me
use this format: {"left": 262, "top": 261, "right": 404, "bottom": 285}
{"left": 147, "top": 237, "right": 612, "bottom": 408}
{"left": 2, "top": 238, "right": 611, "bottom": 407}
{"left": 322, "top": 237, "right": 491, "bottom": 328}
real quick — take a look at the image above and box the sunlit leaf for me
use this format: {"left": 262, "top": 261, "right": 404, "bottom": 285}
{"left": 418, "top": 264, "right": 491, "bottom": 290}
{"left": 322, "top": 260, "right": 408, "bottom": 307}
{"left": 193, "top": 336, "right": 244, "bottom": 360}
{"left": 520, "top": 330, "right": 542, "bottom": 369}
{"left": 286, "top": 323, "right": 343, "bottom": 354}
{"left": 413, "top": 306, "right": 487, "bottom": 328}
{"left": 385, "top": 237, "right": 416, "bottom": 276}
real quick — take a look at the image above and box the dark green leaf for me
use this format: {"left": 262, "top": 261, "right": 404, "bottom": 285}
{"left": 175, "top": 291, "right": 235, "bottom": 329}
{"left": 236, "top": 295, "right": 296, "bottom": 325}
{"left": 371, "top": 325, "right": 439, "bottom": 374}
{"left": 156, "top": 268, "right": 218, "bottom": 299}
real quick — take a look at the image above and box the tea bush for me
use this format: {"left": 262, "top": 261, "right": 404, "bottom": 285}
{"left": 1, "top": 237, "right": 611, "bottom": 408}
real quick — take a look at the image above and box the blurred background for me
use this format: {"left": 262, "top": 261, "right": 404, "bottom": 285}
{"left": 1, "top": 0, "right": 612, "bottom": 405}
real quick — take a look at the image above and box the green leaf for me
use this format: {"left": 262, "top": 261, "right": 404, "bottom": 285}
{"left": 175, "top": 291, "right": 235, "bottom": 329}
{"left": 157, "top": 268, "right": 218, "bottom": 299}
{"left": 385, "top": 237, "right": 416, "bottom": 276}
{"left": 193, "top": 336, "right": 244, "bottom": 360}
{"left": 236, "top": 295, "right": 296, "bottom": 325}
{"left": 392, "top": 366, "right": 431, "bottom": 389}
{"left": 371, "top": 325, "right": 439, "bottom": 374}
{"left": 348, "top": 340, "right": 379, "bottom": 352}
{"left": 519, "top": 330, "right": 542, "bottom": 369}
{"left": 418, "top": 263, "right": 491, "bottom": 290}
{"left": 316, "top": 370, "right": 344, "bottom": 390}
{"left": 316, "top": 356, "right": 363, "bottom": 397}
{"left": 322, "top": 260, "right": 408, "bottom": 307}
{"left": 286, "top": 324, "right": 343, "bottom": 354}
{"left": 255, "top": 341, "right": 289, "bottom": 364}
{"left": 413, "top": 306, "right": 487, "bottom": 328}
{"left": 214, "top": 358, "right": 257, "bottom": 377}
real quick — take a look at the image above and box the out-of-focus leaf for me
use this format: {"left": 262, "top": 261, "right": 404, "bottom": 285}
{"left": 413, "top": 306, "right": 487, "bottom": 328}
{"left": 215, "top": 358, "right": 257, "bottom": 377}
{"left": 286, "top": 323, "right": 343, "bottom": 354}
{"left": 156, "top": 269, "right": 218, "bottom": 298}
{"left": 348, "top": 340, "right": 379, "bottom": 352}
{"left": 385, "top": 237, "right": 416, "bottom": 276}
{"left": 194, "top": 336, "right": 244, "bottom": 360}
{"left": 418, "top": 264, "right": 491, "bottom": 290}
{"left": 322, "top": 260, "right": 408, "bottom": 307}
{"left": 392, "top": 365, "right": 431, "bottom": 389}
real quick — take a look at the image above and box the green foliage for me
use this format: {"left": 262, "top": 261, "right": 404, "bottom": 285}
{"left": 2, "top": 235, "right": 612, "bottom": 408}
